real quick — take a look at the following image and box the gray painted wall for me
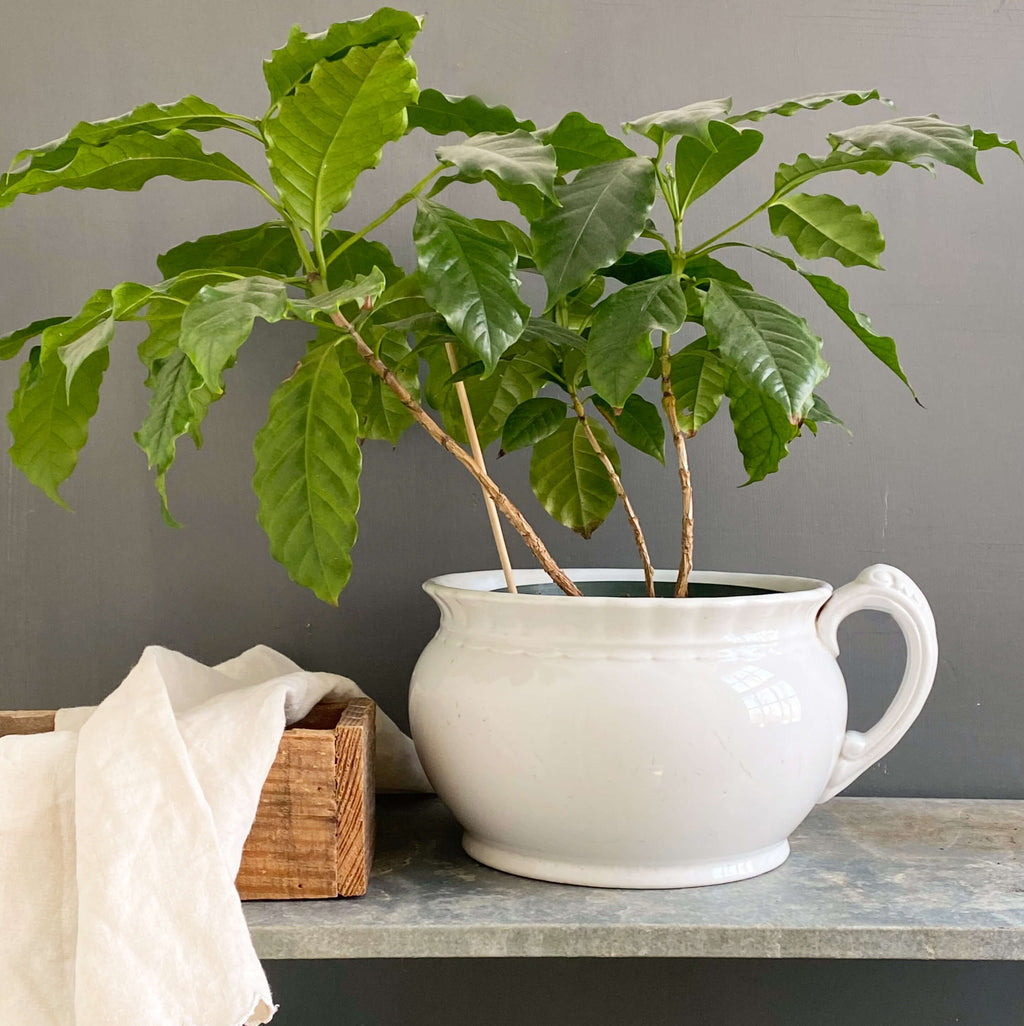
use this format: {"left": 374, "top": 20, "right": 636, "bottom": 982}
{"left": 2, "top": 1, "right": 1022, "bottom": 1022}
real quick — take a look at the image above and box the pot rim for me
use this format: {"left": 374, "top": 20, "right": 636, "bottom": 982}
{"left": 423, "top": 567, "right": 832, "bottom": 607}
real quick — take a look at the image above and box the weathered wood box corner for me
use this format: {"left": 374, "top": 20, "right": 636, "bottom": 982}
{"left": 0, "top": 697, "right": 376, "bottom": 899}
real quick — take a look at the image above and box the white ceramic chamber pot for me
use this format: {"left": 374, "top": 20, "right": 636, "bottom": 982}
{"left": 409, "top": 565, "right": 938, "bottom": 888}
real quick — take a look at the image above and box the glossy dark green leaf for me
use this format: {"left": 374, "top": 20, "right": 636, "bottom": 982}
{"left": 601, "top": 249, "right": 672, "bottom": 285}
{"left": 536, "top": 112, "right": 635, "bottom": 173}
{"left": 134, "top": 348, "right": 209, "bottom": 526}
{"left": 500, "top": 397, "right": 568, "bottom": 453}
{"left": 288, "top": 268, "right": 387, "bottom": 324}
{"left": 7, "top": 342, "right": 108, "bottom": 508}
{"left": 726, "top": 374, "right": 801, "bottom": 484}
{"left": 703, "top": 281, "right": 826, "bottom": 422}
{"left": 674, "top": 120, "right": 763, "bottom": 212}
{"left": 180, "top": 276, "right": 290, "bottom": 392}
{"left": 0, "top": 316, "right": 71, "bottom": 362}
{"left": 265, "top": 39, "right": 417, "bottom": 238}
{"left": 623, "top": 98, "right": 732, "bottom": 147}
{"left": 0, "top": 130, "right": 259, "bottom": 209}
{"left": 413, "top": 199, "right": 528, "bottom": 374}
{"left": 437, "top": 130, "right": 558, "bottom": 205}
{"left": 157, "top": 223, "right": 302, "bottom": 279}
{"left": 531, "top": 157, "right": 657, "bottom": 306}
{"left": 519, "top": 318, "right": 587, "bottom": 354}
{"left": 768, "top": 192, "right": 885, "bottom": 269}
{"left": 406, "top": 89, "right": 535, "bottom": 136}
{"left": 829, "top": 116, "right": 981, "bottom": 181}
{"left": 682, "top": 254, "right": 752, "bottom": 289}
{"left": 323, "top": 230, "right": 405, "bottom": 289}
{"left": 592, "top": 393, "right": 664, "bottom": 462}
{"left": 729, "top": 90, "right": 892, "bottom": 124}
{"left": 423, "top": 338, "right": 549, "bottom": 447}
{"left": 529, "top": 417, "right": 619, "bottom": 537}
{"left": 263, "top": 9, "right": 422, "bottom": 105}
{"left": 670, "top": 335, "right": 729, "bottom": 436}
{"left": 743, "top": 243, "right": 916, "bottom": 398}
{"left": 337, "top": 331, "right": 419, "bottom": 443}
{"left": 470, "top": 219, "right": 535, "bottom": 268}
{"left": 587, "top": 275, "right": 687, "bottom": 407}
{"left": 253, "top": 339, "right": 362, "bottom": 605}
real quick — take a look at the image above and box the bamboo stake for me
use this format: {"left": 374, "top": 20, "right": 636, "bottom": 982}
{"left": 445, "top": 342, "right": 517, "bottom": 594}
{"left": 327, "top": 309, "right": 581, "bottom": 596}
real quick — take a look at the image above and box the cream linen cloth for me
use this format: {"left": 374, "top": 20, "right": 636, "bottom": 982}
{"left": 0, "top": 644, "right": 430, "bottom": 1026}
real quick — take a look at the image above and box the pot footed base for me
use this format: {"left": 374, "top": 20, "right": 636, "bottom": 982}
{"left": 461, "top": 834, "right": 791, "bottom": 889}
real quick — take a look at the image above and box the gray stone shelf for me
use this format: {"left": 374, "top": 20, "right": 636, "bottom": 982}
{"left": 246, "top": 796, "right": 1024, "bottom": 961}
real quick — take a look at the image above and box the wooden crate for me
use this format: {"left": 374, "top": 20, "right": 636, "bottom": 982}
{"left": 0, "top": 697, "right": 376, "bottom": 899}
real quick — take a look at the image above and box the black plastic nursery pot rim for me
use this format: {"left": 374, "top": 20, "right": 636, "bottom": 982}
{"left": 424, "top": 569, "right": 833, "bottom": 606}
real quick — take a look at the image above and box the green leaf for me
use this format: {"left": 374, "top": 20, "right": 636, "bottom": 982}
{"left": 725, "top": 374, "right": 801, "bottom": 484}
{"left": 265, "top": 39, "right": 418, "bottom": 239}
{"left": 806, "top": 392, "right": 848, "bottom": 433}
{"left": 9, "top": 96, "right": 250, "bottom": 169}
{"left": 337, "top": 331, "right": 419, "bottom": 443}
{"left": 0, "top": 317, "right": 71, "bottom": 362}
{"left": 0, "top": 130, "right": 259, "bottom": 209}
{"left": 592, "top": 394, "right": 664, "bottom": 462}
{"left": 536, "top": 112, "right": 635, "bottom": 173}
{"left": 774, "top": 150, "right": 899, "bottom": 194}
{"left": 134, "top": 348, "right": 209, "bottom": 526}
{"left": 531, "top": 157, "right": 657, "bottom": 306}
{"left": 407, "top": 89, "right": 535, "bottom": 136}
{"left": 7, "top": 343, "right": 109, "bottom": 508}
{"left": 263, "top": 9, "right": 422, "bottom": 105}
{"left": 180, "top": 276, "right": 289, "bottom": 393}
{"left": 973, "top": 129, "right": 1022, "bottom": 160}
{"left": 437, "top": 130, "right": 558, "bottom": 206}
{"left": 529, "top": 417, "right": 619, "bottom": 537}
{"left": 674, "top": 120, "right": 763, "bottom": 212}
{"left": 729, "top": 89, "right": 892, "bottom": 124}
{"left": 768, "top": 192, "right": 885, "bottom": 269}
{"left": 157, "top": 223, "right": 303, "bottom": 279}
{"left": 323, "top": 230, "right": 405, "bottom": 290}
{"left": 288, "top": 268, "right": 387, "bottom": 323}
{"left": 601, "top": 249, "right": 672, "bottom": 285}
{"left": 470, "top": 219, "right": 534, "bottom": 268}
{"left": 413, "top": 199, "right": 528, "bottom": 375}
{"left": 623, "top": 98, "right": 732, "bottom": 147}
{"left": 670, "top": 335, "right": 729, "bottom": 436}
{"left": 423, "top": 338, "right": 550, "bottom": 447}
{"left": 829, "top": 116, "right": 981, "bottom": 181}
{"left": 500, "top": 397, "right": 568, "bottom": 453}
{"left": 253, "top": 339, "right": 361, "bottom": 605}
{"left": 742, "top": 243, "right": 916, "bottom": 398}
{"left": 587, "top": 274, "right": 687, "bottom": 407}
{"left": 703, "top": 281, "right": 826, "bottom": 422}
{"left": 682, "top": 254, "right": 752, "bottom": 289}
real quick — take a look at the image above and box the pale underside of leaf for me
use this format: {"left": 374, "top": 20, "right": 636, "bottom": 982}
{"left": 768, "top": 191, "right": 885, "bottom": 269}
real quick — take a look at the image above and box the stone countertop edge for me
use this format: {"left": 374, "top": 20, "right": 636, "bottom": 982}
{"left": 245, "top": 796, "right": 1024, "bottom": 961}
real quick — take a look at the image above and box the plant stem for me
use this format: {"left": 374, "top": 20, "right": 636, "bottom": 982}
{"left": 444, "top": 342, "right": 518, "bottom": 594}
{"left": 659, "top": 331, "right": 693, "bottom": 597}
{"left": 324, "top": 165, "right": 445, "bottom": 271}
{"left": 324, "top": 305, "right": 582, "bottom": 597}
{"left": 572, "top": 395, "right": 656, "bottom": 598}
